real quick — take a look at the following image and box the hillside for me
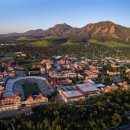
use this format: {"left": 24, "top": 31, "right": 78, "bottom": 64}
{"left": 31, "top": 40, "right": 52, "bottom": 47}
{"left": 17, "top": 36, "right": 36, "bottom": 40}
{"left": 89, "top": 40, "right": 130, "bottom": 48}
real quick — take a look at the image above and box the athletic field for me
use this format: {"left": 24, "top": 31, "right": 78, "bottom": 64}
{"left": 22, "top": 83, "right": 40, "bottom": 98}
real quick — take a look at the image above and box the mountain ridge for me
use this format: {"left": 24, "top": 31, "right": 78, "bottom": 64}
{"left": 3, "top": 21, "right": 130, "bottom": 43}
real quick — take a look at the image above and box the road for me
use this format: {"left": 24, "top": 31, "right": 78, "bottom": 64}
{"left": 8, "top": 121, "right": 15, "bottom": 130}
{"left": 0, "top": 106, "right": 32, "bottom": 118}
{"left": 0, "top": 102, "right": 50, "bottom": 119}
{"left": 0, "top": 120, "right": 15, "bottom": 130}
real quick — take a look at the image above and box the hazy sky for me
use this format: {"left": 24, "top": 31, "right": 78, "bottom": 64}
{"left": 0, "top": 0, "right": 129, "bottom": 34}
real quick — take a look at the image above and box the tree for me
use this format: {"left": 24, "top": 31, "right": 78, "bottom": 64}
{"left": 56, "top": 125, "right": 62, "bottom": 130}
{"left": 111, "top": 113, "right": 121, "bottom": 126}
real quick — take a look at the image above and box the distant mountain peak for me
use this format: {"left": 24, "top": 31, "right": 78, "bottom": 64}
{"left": 24, "top": 29, "right": 44, "bottom": 36}
{"left": 98, "top": 20, "right": 115, "bottom": 24}
{"left": 45, "top": 23, "right": 73, "bottom": 36}
{"left": 52, "top": 23, "right": 72, "bottom": 29}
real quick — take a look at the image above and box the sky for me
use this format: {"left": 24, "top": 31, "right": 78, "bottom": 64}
{"left": 0, "top": 0, "right": 130, "bottom": 34}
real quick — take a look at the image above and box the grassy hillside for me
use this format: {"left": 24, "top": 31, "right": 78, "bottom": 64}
{"left": 18, "top": 36, "right": 35, "bottom": 40}
{"left": 89, "top": 40, "right": 130, "bottom": 48}
{"left": 43, "top": 36, "right": 62, "bottom": 40}
{"left": 31, "top": 40, "right": 52, "bottom": 47}
{"left": 63, "top": 42, "right": 80, "bottom": 46}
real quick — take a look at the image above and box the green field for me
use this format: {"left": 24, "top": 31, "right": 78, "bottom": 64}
{"left": 18, "top": 36, "right": 35, "bottom": 41}
{"left": 89, "top": 40, "right": 130, "bottom": 48}
{"left": 31, "top": 40, "right": 52, "bottom": 47}
{"left": 23, "top": 83, "right": 40, "bottom": 98}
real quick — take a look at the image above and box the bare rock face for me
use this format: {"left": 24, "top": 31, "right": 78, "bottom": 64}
{"left": 109, "top": 26, "right": 116, "bottom": 34}
{"left": 93, "top": 27, "right": 102, "bottom": 35}
{"left": 102, "top": 28, "right": 109, "bottom": 33}
{"left": 125, "top": 36, "right": 130, "bottom": 42}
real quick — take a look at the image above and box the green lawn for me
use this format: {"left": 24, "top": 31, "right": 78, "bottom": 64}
{"left": 22, "top": 83, "right": 40, "bottom": 98}
{"left": 89, "top": 40, "right": 130, "bottom": 48}
{"left": 31, "top": 40, "right": 52, "bottom": 47}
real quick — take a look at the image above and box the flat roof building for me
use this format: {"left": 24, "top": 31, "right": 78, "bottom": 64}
{"left": 59, "top": 85, "right": 85, "bottom": 103}
{"left": 76, "top": 82, "right": 100, "bottom": 95}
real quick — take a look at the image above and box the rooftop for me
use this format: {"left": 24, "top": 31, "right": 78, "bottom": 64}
{"left": 62, "top": 90, "right": 84, "bottom": 99}
{"left": 77, "top": 82, "right": 99, "bottom": 92}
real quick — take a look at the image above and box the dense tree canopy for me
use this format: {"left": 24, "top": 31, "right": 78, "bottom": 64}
{"left": 0, "top": 43, "right": 130, "bottom": 61}
{"left": 1, "top": 90, "right": 130, "bottom": 130}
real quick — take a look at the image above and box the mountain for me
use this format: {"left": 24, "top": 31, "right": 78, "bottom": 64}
{"left": 24, "top": 29, "right": 44, "bottom": 36}
{"left": 44, "top": 23, "right": 73, "bottom": 36}
{"left": 5, "top": 21, "right": 130, "bottom": 43}
{"left": 80, "top": 21, "right": 130, "bottom": 43}
{"left": 8, "top": 32, "right": 23, "bottom": 36}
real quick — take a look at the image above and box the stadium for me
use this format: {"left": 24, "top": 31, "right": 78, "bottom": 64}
{"left": 4, "top": 76, "right": 54, "bottom": 100}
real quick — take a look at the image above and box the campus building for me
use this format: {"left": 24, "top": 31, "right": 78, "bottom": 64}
{"left": 0, "top": 94, "right": 22, "bottom": 111}
{"left": 25, "top": 93, "right": 48, "bottom": 106}
{"left": 58, "top": 85, "right": 85, "bottom": 103}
